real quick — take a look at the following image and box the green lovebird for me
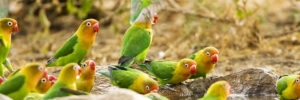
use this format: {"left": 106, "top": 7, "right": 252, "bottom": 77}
{"left": 139, "top": 59, "right": 197, "bottom": 86}
{"left": 276, "top": 75, "right": 300, "bottom": 100}
{"left": 43, "top": 63, "right": 82, "bottom": 100}
{"left": 0, "top": 18, "right": 18, "bottom": 76}
{"left": 198, "top": 81, "right": 232, "bottom": 100}
{"left": 118, "top": 0, "right": 162, "bottom": 68}
{"left": 76, "top": 60, "right": 96, "bottom": 93}
{"left": 99, "top": 66, "right": 159, "bottom": 94}
{"left": 189, "top": 47, "right": 219, "bottom": 79}
{"left": 0, "top": 63, "right": 46, "bottom": 100}
{"left": 46, "top": 19, "right": 99, "bottom": 67}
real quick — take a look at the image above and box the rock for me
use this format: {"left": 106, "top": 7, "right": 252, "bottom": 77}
{"left": 159, "top": 68, "right": 278, "bottom": 99}
{"left": 0, "top": 94, "right": 12, "bottom": 100}
{"left": 55, "top": 88, "right": 150, "bottom": 100}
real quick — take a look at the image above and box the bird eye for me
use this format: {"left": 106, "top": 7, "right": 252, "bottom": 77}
{"left": 83, "top": 63, "right": 87, "bottom": 67}
{"left": 296, "top": 79, "right": 300, "bottom": 83}
{"left": 38, "top": 66, "right": 44, "bottom": 71}
{"left": 184, "top": 64, "right": 188, "bottom": 68}
{"left": 86, "top": 22, "right": 91, "bottom": 26}
{"left": 41, "top": 78, "right": 47, "bottom": 83}
{"left": 146, "top": 85, "right": 150, "bottom": 91}
{"left": 206, "top": 52, "right": 210, "bottom": 56}
{"left": 7, "top": 21, "right": 13, "bottom": 26}
{"left": 73, "top": 65, "right": 79, "bottom": 70}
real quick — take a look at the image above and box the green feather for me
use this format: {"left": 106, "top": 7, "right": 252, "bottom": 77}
{"left": 42, "top": 82, "right": 70, "bottom": 100}
{"left": 118, "top": 24, "right": 152, "bottom": 67}
{"left": 53, "top": 35, "right": 78, "bottom": 58}
{"left": 0, "top": 74, "right": 25, "bottom": 95}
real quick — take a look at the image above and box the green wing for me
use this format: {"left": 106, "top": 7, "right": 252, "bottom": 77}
{"left": 0, "top": 74, "right": 25, "bottom": 95}
{"left": 0, "top": 35, "right": 5, "bottom": 47}
{"left": 110, "top": 67, "right": 139, "bottom": 88}
{"left": 118, "top": 25, "right": 151, "bottom": 66}
{"left": 276, "top": 76, "right": 289, "bottom": 95}
{"left": 188, "top": 54, "right": 196, "bottom": 60}
{"left": 146, "top": 61, "right": 176, "bottom": 80}
{"left": 43, "top": 82, "right": 70, "bottom": 100}
{"left": 53, "top": 35, "right": 78, "bottom": 58}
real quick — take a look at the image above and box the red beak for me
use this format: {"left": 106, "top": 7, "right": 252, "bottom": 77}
{"left": 152, "top": 14, "right": 158, "bottom": 24}
{"left": 189, "top": 65, "right": 197, "bottom": 75}
{"left": 89, "top": 61, "right": 96, "bottom": 71}
{"left": 150, "top": 89, "right": 158, "bottom": 93}
{"left": 13, "top": 24, "right": 18, "bottom": 34}
{"left": 211, "top": 54, "right": 218, "bottom": 64}
{"left": 93, "top": 23, "right": 99, "bottom": 33}
{"left": 78, "top": 67, "right": 82, "bottom": 75}
{"left": 0, "top": 77, "right": 4, "bottom": 84}
{"left": 48, "top": 75, "right": 56, "bottom": 81}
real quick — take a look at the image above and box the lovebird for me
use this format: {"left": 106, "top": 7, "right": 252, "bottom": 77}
{"left": 0, "top": 18, "right": 18, "bottom": 77}
{"left": 99, "top": 66, "right": 159, "bottom": 94}
{"left": 276, "top": 75, "right": 300, "bottom": 100}
{"left": 46, "top": 19, "right": 99, "bottom": 67}
{"left": 189, "top": 47, "right": 219, "bottom": 79}
{"left": 198, "top": 81, "right": 232, "bottom": 100}
{"left": 42, "top": 63, "right": 82, "bottom": 100}
{"left": 76, "top": 60, "right": 96, "bottom": 93}
{"left": 34, "top": 72, "right": 57, "bottom": 94}
{"left": 118, "top": 0, "right": 161, "bottom": 68}
{"left": 139, "top": 59, "right": 197, "bottom": 86}
{"left": 0, "top": 63, "right": 46, "bottom": 100}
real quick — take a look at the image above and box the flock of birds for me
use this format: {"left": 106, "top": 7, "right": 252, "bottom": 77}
{"left": 0, "top": 0, "right": 299, "bottom": 100}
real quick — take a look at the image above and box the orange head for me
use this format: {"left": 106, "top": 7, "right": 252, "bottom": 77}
{"left": 182, "top": 59, "right": 197, "bottom": 75}
{"left": 143, "top": 79, "right": 159, "bottom": 94}
{"left": 0, "top": 18, "right": 18, "bottom": 34}
{"left": 79, "top": 19, "right": 99, "bottom": 34}
{"left": 203, "top": 47, "right": 219, "bottom": 64}
{"left": 82, "top": 60, "right": 96, "bottom": 71}
{"left": 295, "top": 77, "right": 300, "bottom": 97}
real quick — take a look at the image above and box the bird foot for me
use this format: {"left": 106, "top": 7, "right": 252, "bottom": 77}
{"left": 161, "top": 85, "right": 178, "bottom": 92}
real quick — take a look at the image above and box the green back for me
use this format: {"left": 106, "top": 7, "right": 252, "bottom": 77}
{"left": 53, "top": 35, "right": 78, "bottom": 58}
{"left": 110, "top": 67, "right": 143, "bottom": 88}
{"left": 276, "top": 75, "right": 298, "bottom": 95}
{"left": 120, "top": 25, "right": 151, "bottom": 58}
{"left": 0, "top": 74, "right": 25, "bottom": 95}
{"left": 146, "top": 61, "right": 176, "bottom": 80}
{"left": 43, "top": 82, "right": 70, "bottom": 100}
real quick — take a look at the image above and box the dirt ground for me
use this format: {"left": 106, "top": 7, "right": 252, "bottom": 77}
{"left": 3, "top": 0, "right": 300, "bottom": 98}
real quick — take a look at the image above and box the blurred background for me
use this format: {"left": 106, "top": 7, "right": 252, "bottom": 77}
{"left": 3, "top": 0, "right": 300, "bottom": 77}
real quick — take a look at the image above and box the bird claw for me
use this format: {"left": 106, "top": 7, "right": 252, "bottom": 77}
{"left": 161, "top": 85, "right": 178, "bottom": 92}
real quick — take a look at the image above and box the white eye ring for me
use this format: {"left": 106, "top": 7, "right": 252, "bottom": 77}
{"left": 38, "top": 66, "right": 44, "bottom": 71}
{"left": 83, "top": 64, "right": 87, "bottom": 67}
{"left": 73, "top": 65, "right": 79, "bottom": 70}
{"left": 184, "top": 64, "right": 188, "bottom": 68}
{"left": 41, "top": 78, "right": 47, "bottom": 83}
{"left": 296, "top": 79, "right": 300, "bottom": 82}
{"left": 86, "top": 22, "right": 91, "bottom": 26}
{"left": 206, "top": 52, "right": 210, "bottom": 56}
{"left": 146, "top": 85, "right": 150, "bottom": 91}
{"left": 7, "top": 21, "right": 13, "bottom": 26}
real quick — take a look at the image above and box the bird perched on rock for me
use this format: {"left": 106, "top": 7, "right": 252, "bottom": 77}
{"left": 43, "top": 63, "right": 81, "bottom": 100}
{"left": 189, "top": 47, "right": 219, "bottom": 79}
{"left": 0, "top": 63, "right": 46, "bottom": 100}
{"left": 198, "top": 81, "right": 232, "bottom": 100}
{"left": 0, "top": 18, "right": 18, "bottom": 77}
{"left": 76, "top": 60, "right": 96, "bottom": 93}
{"left": 99, "top": 66, "right": 159, "bottom": 94}
{"left": 46, "top": 19, "right": 99, "bottom": 67}
{"left": 139, "top": 59, "right": 197, "bottom": 86}
{"left": 276, "top": 75, "right": 300, "bottom": 100}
